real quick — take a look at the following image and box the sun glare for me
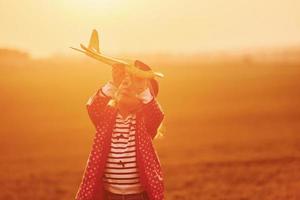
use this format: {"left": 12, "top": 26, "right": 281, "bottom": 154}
{"left": 64, "top": 0, "right": 122, "bottom": 11}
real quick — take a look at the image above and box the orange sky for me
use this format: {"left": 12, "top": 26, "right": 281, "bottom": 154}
{"left": 0, "top": 0, "right": 300, "bottom": 57}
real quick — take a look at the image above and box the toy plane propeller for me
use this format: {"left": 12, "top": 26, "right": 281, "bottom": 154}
{"left": 70, "top": 29, "right": 164, "bottom": 79}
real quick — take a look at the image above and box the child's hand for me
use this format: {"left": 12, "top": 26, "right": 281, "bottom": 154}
{"left": 111, "top": 64, "right": 125, "bottom": 87}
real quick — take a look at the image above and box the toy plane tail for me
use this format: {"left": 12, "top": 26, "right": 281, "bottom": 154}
{"left": 88, "top": 29, "right": 100, "bottom": 53}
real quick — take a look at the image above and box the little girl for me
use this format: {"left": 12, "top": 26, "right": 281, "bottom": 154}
{"left": 75, "top": 60, "right": 165, "bottom": 200}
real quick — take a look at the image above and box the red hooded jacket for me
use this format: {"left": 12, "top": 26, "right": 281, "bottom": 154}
{"left": 75, "top": 86, "right": 165, "bottom": 200}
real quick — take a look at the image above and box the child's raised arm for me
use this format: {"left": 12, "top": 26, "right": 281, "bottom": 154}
{"left": 86, "top": 82, "right": 116, "bottom": 129}
{"left": 138, "top": 88, "right": 164, "bottom": 139}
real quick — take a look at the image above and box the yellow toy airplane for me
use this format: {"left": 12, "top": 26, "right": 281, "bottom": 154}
{"left": 70, "top": 29, "right": 164, "bottom": 79}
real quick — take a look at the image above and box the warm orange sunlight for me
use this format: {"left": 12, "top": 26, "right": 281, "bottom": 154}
{"left": 1, "top": 1, "right": 300, "bottom": 200}
{"left": 0, "top": 0, "right": 300, "bottom": 57}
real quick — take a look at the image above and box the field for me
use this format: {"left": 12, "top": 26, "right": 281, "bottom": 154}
{"left": 1, "top": 49, "right": 300, "bottom": 199}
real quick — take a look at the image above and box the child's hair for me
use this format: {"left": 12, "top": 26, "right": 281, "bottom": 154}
{"left": 148, "top": 82, "right": 166, "bottom": 140}
{"left": 154, "top": 119, "right": 166, "bottom": 139}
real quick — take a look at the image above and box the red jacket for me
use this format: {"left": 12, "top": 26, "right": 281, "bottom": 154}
{"left": 75, "top": 87, "right": 165, "bottom": 200}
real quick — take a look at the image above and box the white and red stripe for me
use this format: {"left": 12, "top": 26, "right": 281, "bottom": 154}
{"left": 102, "top": 113, "right": 144, "bottom": 194}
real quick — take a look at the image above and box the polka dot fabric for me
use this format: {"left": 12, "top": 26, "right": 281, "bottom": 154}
{"left": 75, "top": 87, "right": 165, "bottom": 200}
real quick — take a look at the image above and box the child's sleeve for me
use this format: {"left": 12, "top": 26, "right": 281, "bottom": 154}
{"left": 86, "top": 82, "right": 116, "bottom": 129}
{"left": 138, "top": 88, "right": 164, "bottom": 139}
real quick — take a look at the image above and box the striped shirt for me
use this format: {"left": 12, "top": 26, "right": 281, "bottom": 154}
{"left": 102, "top": 112, "right": 144, "bottom": 194}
